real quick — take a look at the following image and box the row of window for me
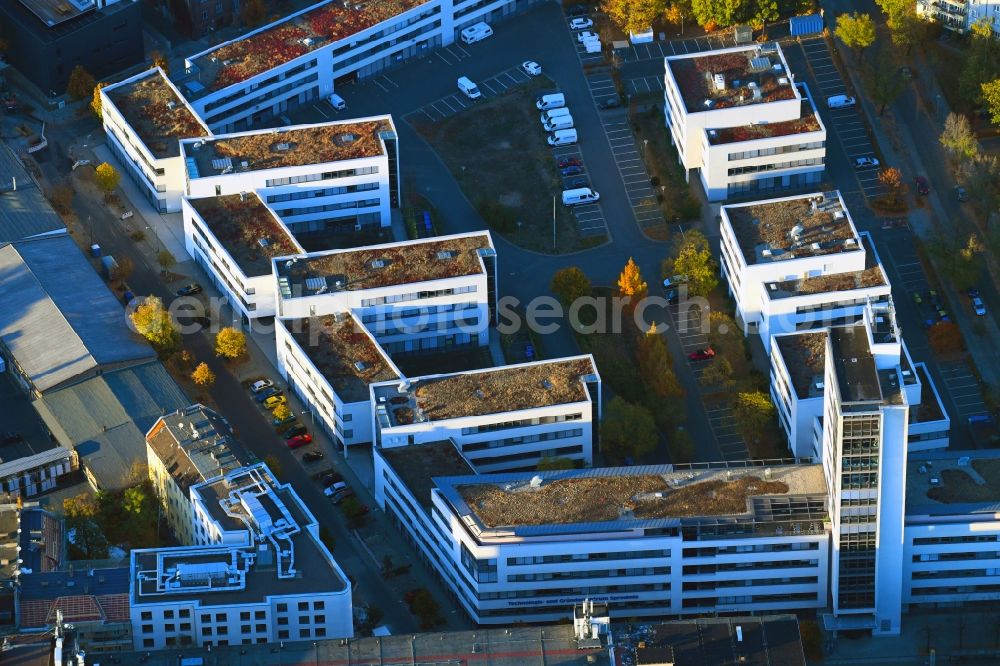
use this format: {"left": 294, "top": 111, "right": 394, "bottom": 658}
{"left": 360, "top": 285, "right": 477, "bottom": 307}
{"left": 463, "top": 427, "right": 584, "bottom": 452}
{"left": 266, "top": 165, "right": 379, "bottom": 187}
{"left": 266, "top": 181, "right": 380, "bottom": 203}
{"left": 460, "top": 412, "right": 583, "bottom": 436}
{"left": 728, "top": 157, "right": 824, "bottom": 176}
{"left": 274, "top": 197, "right": 381, "bottom": 218}
{"left": 727, "top": 141, "right": 825, "bottom": 162}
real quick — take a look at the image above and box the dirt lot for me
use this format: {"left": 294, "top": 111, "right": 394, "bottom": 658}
{"left": 411, "top": 79, "right": 601, "bottom": 253}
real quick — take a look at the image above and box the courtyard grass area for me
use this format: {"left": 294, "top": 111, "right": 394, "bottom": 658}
{"left": 630, "top": 105, "right": 702, "bottom": 240}
{"left": 411, "top": 79, "right": 604, "bottom": 254}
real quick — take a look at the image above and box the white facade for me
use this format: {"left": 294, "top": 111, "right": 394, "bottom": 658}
{"left": 917, "top": 0, "right": 1000, "bottom": 34}
{"left": 663, "top": 46, "right": 826, "bottom": 201}
{"left": 179, "top": 0, "right": 534, "bottom": 133}
{"left": 130, "top": 463, "right": 352, "bottom": 651}
{"left": 372, "top": 356, "right": 601, "bottom": 473}
{"left": 101, "top": 68, "right": 211, "bottom": 213}
{"left": 375, "top": 443, "right": 830, "bottom": 624}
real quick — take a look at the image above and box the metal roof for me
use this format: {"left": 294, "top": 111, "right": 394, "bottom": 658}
{"left": 0, "top": 144, "right": 65, "bottom": 244}
{"left": 34, "top": 362, "right": 188, "bottom": 490}
{"left": 0, "top": 234, "right": 154, "bottom": 393}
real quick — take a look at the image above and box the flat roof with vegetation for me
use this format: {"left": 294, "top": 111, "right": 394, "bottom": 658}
{"left": 775, "top": 331, "right": 828, "bottom": 400}
{"left": 187, "top": 0, "right": 431, "bottom": 93}
{"left": 908, "top": 450, "right": 1000, "bottom": 514}
{"left": 276, "top": 233, "right": 492, "bottom": 297}
{"left": 283, "top": 314, "right": 399, "bottom": 403}
{"left": 189, "top": 194, "right": 301, "bottom": 277}
{"left": 724, "top": 192, "right": 860, "bottom": 265}
{"left": 185, "top": 118, "right": 394, "bottom": 178}
{"left": 105, "top": 69, "right": 207, "bottom": 160}
{"left": 709, "top": 100, "right": 821, "bottom": 145}
{"left": 667, "top": 46, "right": 797, "bottom": 114}
{"left": 374, "top": 357, "right": 597, "bottom": 426}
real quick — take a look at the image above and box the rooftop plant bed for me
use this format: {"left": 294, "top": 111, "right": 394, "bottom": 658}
{"left": 670, "top": 51, "right": 797, "bottom": 113}
{"left": 107, "top": 71, "right": 206, "bottom": 158}
{"left": 193, "top": 194, "right": 299, "bottom": 276}
{"left": 711, "top": 109, "right": 821, "bottom": 145}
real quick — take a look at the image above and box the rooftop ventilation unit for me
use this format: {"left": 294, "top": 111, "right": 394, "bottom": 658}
{"left": 712, "top": 73, "right": 726, "bottom": 91}
{"left": 529, "top": 475, "right": 543, "bottom": 489}
{"left": 274, "top": 142, "right": 291, "bottom": 151}
{"left": 257, "top": 238, "right": 270, "bottom": 249}
{"left": 304, "top": 277, "right": 326, "bottom": 291}
{"left": 789, "top": 223, "right": 805, "bottom": 241}
{"left": 748, "top": 56, "right": 771, "bottom": 72}
{"left": 370, "top": 259, "right": 386, "bottom": 269}
{"left": 437, "top": 251, "right": 455, "bottom": 260}
{"left": 301, "top": 37, "right": 314, "bottom": 47}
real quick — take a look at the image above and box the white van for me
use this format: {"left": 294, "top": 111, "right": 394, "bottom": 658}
{"left": 535, "top": 93, "right": 565, "bottom": 111}
{"left": 540, "top": 107, "right": 571, "bottom": 124}
{"left": 328, "top": 93, "right": 347, "bottom": 111}
{"left": 826, "top": 94, "right": 856, "bottom": 109}
{"left": 460, "top": 22, "right": 493, "bottom": 44}
{"left": 584, "top": 37, "right": 602, "bottom": 54}
{"left": 457, "top": 76, "right": 482, "bottom": 100}
{"left": 547, "top": 128, "right": 577, "bottom": 146}
{"left": 543, "top": 114, "right": 574, "bottom": 131}
{"left": 562, "top": 187, "right": 600, "bottom": 206}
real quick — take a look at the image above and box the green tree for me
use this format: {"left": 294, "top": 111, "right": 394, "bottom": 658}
{"left": 669, "top": 429, "right": 695, "bottom": 463}
{"left": 863, "top": 48, "right": 906, "bottom": 116}
{"left": 690, "top": 0, "right": 749, "bottom": 28}
{"left": 550, "top": 267, "right": 592, "bottom": 306}
{"left": 94, "top": 162, "right": 121, "bottom": 196}
{"left": 960, "top": 155, "right": 1000, "bottom": 220}
{"left": 63, "top": 492, "right": 99, "bottom": 519}
{"left": 666, "top": 230, "right": 718, "bottom": 297}
{"left": 699, "top": 356, "right": 735, "bottom": 389}
{"left": 733, "top": 391, "right": 775, "bottom": 444}
{"left": 67, "top": 517, "right": 109, "bottom": 560}
{"left": 982, "top": 79, "right": 1000, "bottom": 124}
{"left": 601, "top": 397, "right": 658, "bottom": 461}
{"left": 876, "top": 0, "right": 925, "bottom": 53}
{"left": 410, "top": 588, "right": 441, "bottom": 629}
{"left": 940, "top": 113, "right": 979, "bottom": 164}
{"left": 215, "top": 326, "right": 247, "bottom": 359}
{"left": 835, "top": 13, "right": 876, "bottom": 63}
{"left": 130, "top": 296, "right": 180, "bottom": 352}
{"left": 603, "top": 0, "right": 666, "bottom": 35}
{"left": 959, "top": 19, "right": 1000, "bottom": 108}
{"left": 157, "top": 250, "right": 176, "bottom": 271}
{"left": 66, "top": 65, "right": 95, "bottom": 100}
{"left": 90, "top": 82, "right": 108, "bottom": 120}
{"left": 340, "top": 496, "right": 369, "bottom": 529}
{"left": 536, "top": 457, "right": 576, "bottom": 471}
{"left": 637, "top": 324, "right": 684, "bottom": 403}
{"left": 751, "top": 0, "right": 779, "bottom": 33}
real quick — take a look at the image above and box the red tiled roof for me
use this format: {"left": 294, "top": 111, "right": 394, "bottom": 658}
{"left": 19, "top": 594, "right": 130, "bottom": 628}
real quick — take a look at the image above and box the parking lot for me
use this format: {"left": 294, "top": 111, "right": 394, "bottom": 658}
{"left": 615, "top": 33, "right": 740, "bottom": 64}
{"left": 627, "top": 75, "right": 664, "bottom": 96}
{"left": 550, "top": 143, "right": 608, "bottom": 237}
{"left": 793, "top": 36, "right": 885, "bottom": 199}
{"left": 406, "top": 66, "right": 538, "bottom": 123}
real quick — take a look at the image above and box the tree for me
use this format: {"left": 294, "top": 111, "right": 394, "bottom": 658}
{"left": 66, "top": 65, "right": 95, "bottom": 100}
{"left": 667, "top": 230, "right": 718, "bottom": 297}
{"left": 90, "top": 82, "right": 108, "bottom": 120}
{"left": 699, "top": 356, "right": 735, "bottom": 389}
{"left": 264, "top": 455, "right": 283, "bottom": 477}
{"left": 63, "top": 492, "right": 99, "bottom": 519}
{"left": 537, "top": 457, "right": 576, "bottom": 471}
{"left": 835, "top": 13, "right": 876, "bottom": 62}
{"left": 690, "top": 0, "right": 749, "bottom": 28}
{"left": 751, "top": 0, "right": 779, "bottom": 33}
{"left": 157, "top": 250, "right": 176, "bottom": 271}
{"left": 191, "top": 362, "right": 215, "bottom": 386}
{"left": 617, "top": 257, "right": 647, "bottom": 299}
{"left": 603, "top": 0, "right": 666, "bottom": 36}
{"left": 960, "top": 155, "right": 1000, "bottom": 220}
{"left": 733, "top": 391, "right": 775, "bottom": 444}
{"left": 878, "top": 167, "right": 906, "bottom": 205}
{"left": 928, "top": 321, "right": 965, "bottom": 355}
{"left": 94, "top": 162, "right": 121, "bottom": 196}
{"left": 410, "top": 588, "right": 441, "bottom": 629}
{"left": 340, "top": 496, "right": 369, "bottom": 529}
{"left": 940, "top": 113, "right": 978, "bottom": 164}
{"left": 983, "top": 79, "right": 1000, "bottom": 124}
{"left": 215, "top": 326, "right": 247, "bottom": 359}
{"left": 550, "top": 267, "right": 592, "bottom": 306}
{"left": 959, "top": 19, "right": 1000, "bottom": 108}
{"left": 241, "top": 0, "right": 267, "bottom": 27}
{"left": 272, "top": 403, "right": 292, "bottom": 423}
{"left": 130, "top": 296, "right": 180, "bottom": 351}
{"left": 115, "top": 255, "right": 135, "bottom": 283}
{"left": 637, "top": 324, "right": 684, "bottom": 403}
{"left": 67, "top": 517, "right": 109, "bottom": 560}
{"left": 669, "top": 429, "right": 695, "bottom": 463}
{"left": 601, "top": 397, "right": 658, "bottom": 461}
{"left": 149, "top": 50, "right": 170, "bottom": 75}
{"left": 929, "top": 232, "right": 985, "bottom": 289}
{"left": 863, "top": 49, "right": 906, "bottom": 116}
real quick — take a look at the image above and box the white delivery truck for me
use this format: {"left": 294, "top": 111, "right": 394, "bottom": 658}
{"left": 826, "top": 94, "right": 856, "bottom": 109}
{"left": 457, "top": 76, "right": 482, "bottom": 100}
{"left": 540, "top": 107, "right": 571, "bottom": 124}
{"left": 547, "top": 128, "right": 578, "bottom": 146}
{"left": 535, "top": 92, "right": 565, "bottom": 110}
{"left": 561, "top": 187, "right": 600, "bottom": 206}
{"left": 543, "top": 114, "right": 574, "bottom": 131}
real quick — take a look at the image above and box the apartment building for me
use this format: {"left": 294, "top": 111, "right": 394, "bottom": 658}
{"left": 718, "top": 191, "right": 881, "bottom": 342}
{"left": 102, "top": 68, "right": 212, "bottom": 213}
{"left": 145, "top": 404, "right": 244, "bottom": 545}
{"left": 130, "top": 463, "right": 352, "bottom": 650}
{"left": 183, "top": 193, "right": 304, "bottom": 323}
{"left": 180, "top": 117, "right": 400, "bottom": 234}
{"left": 276, "top": 312, "right": 402, "bottom": 449}
{"left": 274, "top": 232, "right": 497, "bottom": 354}
{"left": 372, "top": 356, "right": 601, "bottom": 472}
{"left": 663, "top": 44, "right": 825, "bottom": 201}
{"left": 177, "top": 0, "right": 536, "bottom": 133}
{"left": 904, "top": 449, "right": 1000, "bottom": 611}
{"left": 375, "top": 440, "right": 830, "bottom": 624}
{"left": 915, "top": 0, "right": 998, "bottom": 34}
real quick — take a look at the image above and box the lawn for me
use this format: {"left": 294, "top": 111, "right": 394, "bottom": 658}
{"left": 411, "top": 79, "right": 604, "bottom": 254}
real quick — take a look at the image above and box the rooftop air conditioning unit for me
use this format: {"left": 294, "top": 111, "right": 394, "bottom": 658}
{"left": 713, "top": 73, "right": 726, "bottom": 91}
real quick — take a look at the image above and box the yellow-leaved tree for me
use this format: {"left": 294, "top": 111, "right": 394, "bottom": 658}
{"left": 130, "top": 296, "right": 180, "bottom": 352}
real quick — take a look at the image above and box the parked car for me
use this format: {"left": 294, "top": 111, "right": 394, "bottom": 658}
{"left": 569, "top": 18, "right": 594, "bottom": 30}
{"left": 560, "top": 165, "right": 583, "bottom": 177}
{"left": 577, "top": 31, "right": 598, "bottom": 43}
{"left": 880, "top": 218, "right": 909, "bottom": 230}
{"left": 254, "top": 387, "right": 281, "bottom": 403}
{"left": 599, "top": 96, "right": 621, "bottom": 110}
{"left": 272, "top": 411, "right": 296, "bottom": 426}
{"left": 688, "top": 348, "right": 716, "bottom": 361}
{"left": 302, "top": 451, "right": 324, "bottom": 463}
{"left": 854, "top": 157, "right": 880, "bottom": 169}
{"left": 913, "top": 291, "right": 923, "bottom": 305}
{"left": 956, "top": 186, "right": 969, "bottom": 201}
{"left": 558, "top": 156, "right": 582, "bottom": 168}
{"left": 914, "top": 175, "right": 929, "bottom": 195}
{"left": 662, "top": 274, "right": 688, "bottom": 289}
{"left": 250, "top": 378, "right": 274, "bottom": 393}
{"left": 286, "top": 434, "right": 312, "bottom": 449}
{"left": 264, "top": 394, "right": 287, "bottom": 409}
{"left": 972, "top": 295, "right": 987, "bottom": 316}
{"left": 322, "top": 472, "right": 344, "bottom": 488}
{"left": 175, "top": 283, "right": 203, "bottom": 297}
{"left": 569, "top": 177, "right": 589, "bottom": 189}
{"left": 520, "top": 60, "right": 542, "bottom": 76}
{"left": 282, "top": 424, "right": 308, "bottom": 438}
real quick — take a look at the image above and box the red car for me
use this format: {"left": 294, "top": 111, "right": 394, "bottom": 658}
{"left": 286, "top": 434, "right": 313, "bottom": 449}
{"left": 558, "top": 156, "right": 582, "bottom": 169}
{"left": 914, "top": 176, "right": 929, "bottom": 195}
{"left": 688, "top": 347, "right": 716, "bottom": 361}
